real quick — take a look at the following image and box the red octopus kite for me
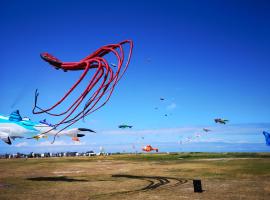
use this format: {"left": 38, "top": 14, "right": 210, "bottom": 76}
{"left": 32, "top": 40, "right": 133, "bottom": 139}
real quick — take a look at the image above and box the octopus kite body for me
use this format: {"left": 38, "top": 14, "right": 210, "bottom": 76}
{"left": 142, "top": 145, "right": 159, "bottom": 152}
{"left": 33, "top": 40, "right": 133, "bottom": 134}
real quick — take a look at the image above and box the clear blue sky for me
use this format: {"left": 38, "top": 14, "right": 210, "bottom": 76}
{"left": 1, "top": 0, "right": 270, "bottom": 153}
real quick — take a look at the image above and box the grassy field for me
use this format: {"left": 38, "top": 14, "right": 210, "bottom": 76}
{"left": 0, "top": 153, "right": 270, "bottom": 200}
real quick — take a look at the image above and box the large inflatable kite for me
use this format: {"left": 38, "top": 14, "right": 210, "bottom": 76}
{"left": 32, "top": 40, "right": 133, "bottom": 136}
{"left": 0, "top": 110, "right": 93, "bottom": 145}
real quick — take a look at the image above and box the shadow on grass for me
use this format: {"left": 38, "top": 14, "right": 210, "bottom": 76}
{"left": 27, "top": 176, "right": 88, "bottom": 182}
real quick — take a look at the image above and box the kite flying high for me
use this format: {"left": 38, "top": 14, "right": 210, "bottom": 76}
{"left": 203, "top": 128, "right": 211, "bottom": 132}
{"left": 32, "top": 40, "right": 133, "bottom": 136}
{"left": 214, "top": 118, "right": 229, "bottom": 124}
{"left": 118, "top": 124, "right": 133, "bottom": 129}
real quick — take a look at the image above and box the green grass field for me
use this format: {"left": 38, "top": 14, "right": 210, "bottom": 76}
{"left": 0, "top": 153, "right": 270, "bottom": 200}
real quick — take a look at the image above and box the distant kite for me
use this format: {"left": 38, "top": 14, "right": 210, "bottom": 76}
{"left": 118, "top": 124, "right": 133, "bottom": 129}
{"left": 263, "top": 131, "right": 270, "bottom": 146}
{"left": 203, "top": 128, "right": 211, "bottom": 132}
{"left": 142, "top": 145, "right": 158, "bottom": 152}
{"left": 160, "top": 98, "right": 165, "bottom": 101}
{"left": 214, "top": 118, "right": 229, "bottom": 124}
{"left": 111, "top": 63, "right": 117, "bottom": 67}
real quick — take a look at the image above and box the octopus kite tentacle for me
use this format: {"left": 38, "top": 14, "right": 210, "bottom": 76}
{"left": 32, "top": 40, "right": 133, "bottom": 138}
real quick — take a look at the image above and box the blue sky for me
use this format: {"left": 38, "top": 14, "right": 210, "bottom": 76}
{"left": 0, "top": 0, "right": 270, "bottom": 153}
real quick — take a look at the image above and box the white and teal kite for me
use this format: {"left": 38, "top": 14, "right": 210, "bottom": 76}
{"left": 0, "top": 110, "right": 95, "bottom": 145}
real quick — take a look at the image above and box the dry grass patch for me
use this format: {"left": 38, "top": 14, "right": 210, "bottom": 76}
{"left": 0, "top": 153, "right": 270, "bottom": 200}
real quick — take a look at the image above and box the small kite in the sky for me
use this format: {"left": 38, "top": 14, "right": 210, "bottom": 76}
{"left": 263, "top": 131, "right": 270, "bottom": 146}
{"left": 214, "top": 118, "right": 229, "bottom": 124}
{"left": 118, "top": 124, "right": 133, "bottom": 129}
{"left": 142, "top": 145, "right": 158, "bottom": 152}
{"left": 111, "top": 63, "right": 117, "bottom": 67}
{"left": 203, "top": 128, "right": 211, "bottom": 132}
{"left": 160, "top": 98, "right": 165, "bottom": 101}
